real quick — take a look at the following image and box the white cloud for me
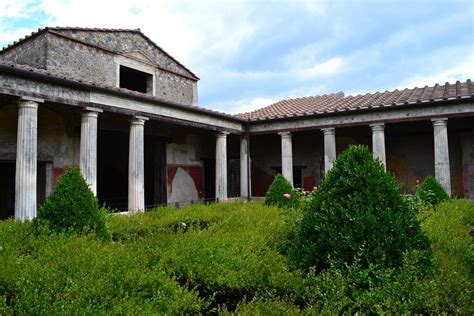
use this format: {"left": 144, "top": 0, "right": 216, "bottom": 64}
{"left": 220, "top": 83, "right": 327, "bottom": 114}
{"left": 302, "top": 57, "right": 343, "bottom": 78}
{"left": 394, "top": 60, "right": 474, "bottom": 90}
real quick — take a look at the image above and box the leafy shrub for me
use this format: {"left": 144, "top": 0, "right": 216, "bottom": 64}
{"left": 415, "top": 176, "right": 449, "bottom": 207}
{"left": 0, "top": 220, "right": 204, "bottom": 314}
{"left": 418, "top": 199, "right": 474, "bottom": 313}
{"left": 110, "top": 202, "right": 299, "bottom": 311}
{"left": 290, "top": 145, "right": 432, "bottom": 272}
{"left": 35, "top": 166, "right": 109, "bottom": 240}
{"left": 264, "top": 174, "right": 297, "bottom": 209}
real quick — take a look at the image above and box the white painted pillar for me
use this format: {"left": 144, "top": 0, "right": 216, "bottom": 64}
{"left": 80, "top": 107, "right": 102, "bottom": 195}
{"left": 322, "top": 128, "right": 336, "bottom": 172}
{"left": 216, "top": 131, "right": 229, "bottom": 201}
{"left": 432, "top": 118, "right": 451, "bottom": 195}
{"left": 128, "top": 116, "right": 148, "bottom": 211}
{"left": 370, "top": 123, "right": 386, "bottom": 169}
{"left": 279, "top": 131, "right": 293, "bottom": 185}
{"left": 240, "top": 136, "right": 250, "bottom": 198}
{"left": 15, "top": 98, "right": 41, "bottom": 220}
{"left": 45, "top": 163, "right": 53, "bottom": 197}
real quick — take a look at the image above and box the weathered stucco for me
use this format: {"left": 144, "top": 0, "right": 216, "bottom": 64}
{"left": 166, "top": 134, "right": 205, "bottom": 203}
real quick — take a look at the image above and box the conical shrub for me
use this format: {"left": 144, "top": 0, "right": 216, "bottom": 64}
{"left": 264, "top": 174, "right": 297, "bottom": 209}
{"left": 36, "top": 166, "right": 110, "bottom": 240}
{"left": 415, "top": 176, "right": 449, "bottom": 207}
{"left": 289, "top": 145, "right": 431, "bottom": 272}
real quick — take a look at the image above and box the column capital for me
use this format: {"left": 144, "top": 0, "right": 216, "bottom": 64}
{"left": 370, "top": 123, "right": 385, "bottom": 132}
{"left": 321, "top": 127, "right": 335, "bottom": 135}
{"left": 278, "top": 131, "right": 292, "bottom": 138}
{"left": 431, "top": 118, "right": 448, "bottom": 127}
{"left": 19, "top": 96, "right": 44, "bottom": 104}
{"left": 18, "top": 99, "right": 39, "bottom": 109}
{"left": 216, "top": 131, "right": 230, "bottom": 138}
{"left": 83, "top": 106, "right": 103, "bottom": 114}
{"left": 130, "top": 115, "right": 149, "bottom": 125}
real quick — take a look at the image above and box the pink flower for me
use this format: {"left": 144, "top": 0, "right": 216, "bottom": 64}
{"left": 416, "top": 179, "right": 420, "bottom": 185}
{"left": 313, "top": 186, "right": 317, "bottom": 191}
{"left": 283, "top": 193, "right": 291, "bottom": 199}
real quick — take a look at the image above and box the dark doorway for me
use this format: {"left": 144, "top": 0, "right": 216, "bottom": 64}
{"left": 144, "top": 138, "right": 167, "bottom": 208}
{"left": 0, "top": 162, "right": 15, "bottom": 219}
{"left": 97, "top": 130, "right": 129, "bottom": 211}
{"left": 97, "top": 130, "right": 167, "bottom": 211}
{"left": 203, "top": 159, "right": 216, "bottom": 201}
{"left": 0, "top": 161, "right": 49, "bottom": 219}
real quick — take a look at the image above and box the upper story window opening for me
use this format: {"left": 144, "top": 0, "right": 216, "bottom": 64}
{"left": 119, "top": 65, "right": 153, "bottom": 94}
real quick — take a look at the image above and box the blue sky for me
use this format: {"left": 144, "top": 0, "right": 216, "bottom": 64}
{"left": 0, "top": 0, "right": 473, "bottom": 113}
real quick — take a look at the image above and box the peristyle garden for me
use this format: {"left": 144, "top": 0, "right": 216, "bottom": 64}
{"left": 0, "top": 145, "right": 472, "bottom": 314}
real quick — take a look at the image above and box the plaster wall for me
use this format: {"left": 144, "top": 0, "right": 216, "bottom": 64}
{"left": 250, "top": 132, "right": 325, "bottom": 196}
{"left": 166, "top": 134, "right": 205, "bottom": 204}
{"left": 0, "top": 103, "right": 79, "bottom": 169}
{"left": 461, "top": 133, "right": 474, "bottom": 199}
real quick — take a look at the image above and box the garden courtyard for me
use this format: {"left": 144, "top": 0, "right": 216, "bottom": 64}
{"left": 0, "top": 146, "right": 473, "bottom": 314}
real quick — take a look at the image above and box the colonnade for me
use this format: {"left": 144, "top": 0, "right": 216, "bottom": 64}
{"left": 277, "top": 120, "right": 451, "bottom": 195}
{"left": 12, "top": 96, "right": 451, "bottom": 220}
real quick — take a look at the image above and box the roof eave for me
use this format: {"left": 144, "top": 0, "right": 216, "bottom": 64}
{"left": 0, "top": 62, "right": 244, "bottom": 123}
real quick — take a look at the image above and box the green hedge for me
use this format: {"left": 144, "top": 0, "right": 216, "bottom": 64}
{"left": 1, "top": 200, "right": 472, "bottom": 314}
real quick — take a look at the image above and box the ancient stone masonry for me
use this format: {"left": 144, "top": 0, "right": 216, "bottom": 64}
{"left": 0, "top": 32, "right": 48, "bottom": 69}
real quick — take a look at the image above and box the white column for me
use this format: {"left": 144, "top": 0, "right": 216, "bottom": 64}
{"left": 432, "top": 118, "right": 451, "bottom": 195}
{"left": 370, "top": 123, "right": 386, "bottom": 169}
{"left": 15, "top": 98, "right": 41, "bottom": 220}
{"left": 240, "top": 136, "right": 250, "bottom": 198}
{"left": 322, "top": 128, "right": 336, "bottom": 172}
{"left": 45, "top": 163, "right": 53, "bottom": 197}
{"left": 128, "top": 116, "right": 148, "bottom": 211}
{"left": 80, "top": 107, "right": 102, "bottom": 195}
{"left": 216, "top": 131, "right": 229, "bottom": 201}
{"left": 279, "top": 131, "right": 293, "bottom": 185}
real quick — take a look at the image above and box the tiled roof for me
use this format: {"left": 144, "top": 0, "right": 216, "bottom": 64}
{"left": 238, "top": 80, "right": 474, "bottom": 121}
{"left": 0, "top": 60, "right": 240, "bottom": 122}
{"left": 0, "top": 26, "right": 199, "bottom": 80}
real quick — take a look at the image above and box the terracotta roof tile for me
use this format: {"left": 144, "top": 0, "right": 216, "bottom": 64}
{"left": 237, "top": 80, "right": 473, "bottom": 121}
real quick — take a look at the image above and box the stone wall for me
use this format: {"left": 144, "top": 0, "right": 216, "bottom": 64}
{"left": 53, "top": 30, "right": 194, "bottom": 78}
{"left": 47, "top": 35, "right": 117, "bottom": 87}
{"left": 1, "top": 31, "right": 198, "bottom": 106}
{"left": 0, "top": 33, "right": 47, "bottom": 69}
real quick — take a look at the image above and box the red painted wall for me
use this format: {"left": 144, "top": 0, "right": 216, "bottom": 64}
{"left": 167, "top": 165, "right": 204, "bottom": 199}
